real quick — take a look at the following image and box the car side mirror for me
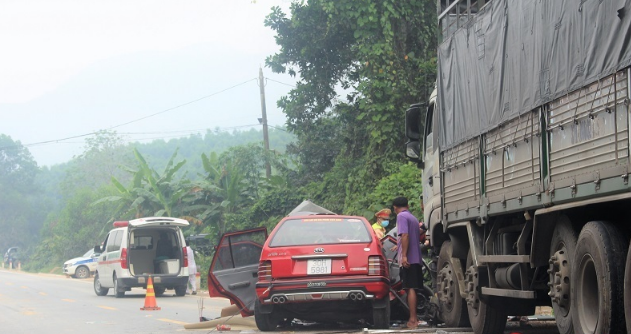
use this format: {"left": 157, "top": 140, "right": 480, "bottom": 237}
{"left": 94, "top": 245, "right": 102, "bottom": 254}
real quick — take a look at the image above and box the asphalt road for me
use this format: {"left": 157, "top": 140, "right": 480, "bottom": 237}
{"left": 0, "top": 268, "right": 560, "bottom": 334}
{"left": 0, "top": 269, "right": 229, "bottom": 333}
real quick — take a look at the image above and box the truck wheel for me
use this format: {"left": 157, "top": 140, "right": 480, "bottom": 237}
{"left": 572, "top": 221, "right": 627, "bottom": 334}
{"left": 548, "top": 216, "right": 577, "bottom": 334}
{"left": 625, "top": 243, "right": 631, "bottom": 334}
{"left": 372, "top": 296, "right": 390, "bottom": 329}
{"left": 94, "top": 272, "right": 109, "bottom": 296}
{"left": 75, "top": 266, "right": 90, "bottom": 279}
{"left": 437, "top": 240, "right": 469, "bottom": 327}
{"left": 254, "top": 299, "right": 278, "bottom": 331}
{"left": 465, "top": 252, "right": 506, "bottom": 334}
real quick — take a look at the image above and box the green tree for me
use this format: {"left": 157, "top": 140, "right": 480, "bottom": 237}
{"left": 26, "top": 186, "right": 121, "bottom": 272}
{"left": 0, "top": 135, "right": 45, "bottom": 256}
{"left": 95, "top": 148, "right": 193, "bottom": 219}
{"left": 61, "top": 130, "right": 132, "bottom": 197}
{"left": 0, "top": 134, "right": 38, "bottom": 190}
{"left": 196, "top": 151, "right": 247, "bottom": 235}
{"left": 265, "top": 0, "right": 436, "bottom": 213}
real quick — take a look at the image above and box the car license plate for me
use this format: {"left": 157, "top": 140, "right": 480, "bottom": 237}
{"left": 307, "top": 259, "right": 331, "bottom": 275}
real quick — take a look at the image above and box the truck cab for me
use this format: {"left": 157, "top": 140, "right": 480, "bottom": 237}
{"left": 405, "top": 87, "right": 442, "bottom": 245}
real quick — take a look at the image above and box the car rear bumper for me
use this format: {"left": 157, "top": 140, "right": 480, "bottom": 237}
{"left": 256, "top": 276, "right": 390, "bottom": 304}
{"left": 118, "top": 275, "right": 188, "bottom": 288}
{"left": 266, "top": 289, "right": 373, "bottom": 304}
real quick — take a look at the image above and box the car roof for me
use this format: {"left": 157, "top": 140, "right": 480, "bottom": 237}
{"left": 280, "top": 214, "right": 367, "bottom": 221}
{"left": 129, "top": 216, "right": 189, "bottom": 227}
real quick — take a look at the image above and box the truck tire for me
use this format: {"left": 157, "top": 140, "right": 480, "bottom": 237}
{"left": 572, "top": 221, "right": 627, "bottom": 334}
{"left": 465, "top": 251, "right": 506, "bottom": 334}
{"left": 437, "top": 241, "right": 469, "bottom": 327}
{"left": 625, "top": 243, "right": 631, "bottom": 334}
{"left": 548, "top": 216, "right": 577, "bottom": 334}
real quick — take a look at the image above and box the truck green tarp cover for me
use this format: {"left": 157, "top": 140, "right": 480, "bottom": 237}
{"left": 437, "top": 0, "right": 631, "bottom": 150}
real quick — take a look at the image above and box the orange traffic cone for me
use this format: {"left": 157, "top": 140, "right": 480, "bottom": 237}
{"left": 140, "top": 276, "right": 161, "bottom": 311}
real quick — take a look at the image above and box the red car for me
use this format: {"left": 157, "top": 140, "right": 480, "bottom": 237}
{"left": 208, "top": 214, "right": 391, "bottom": 331}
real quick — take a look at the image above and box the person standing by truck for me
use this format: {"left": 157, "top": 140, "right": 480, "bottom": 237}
{"left": 393, "top": 196, "right": 422, "bottom": 329}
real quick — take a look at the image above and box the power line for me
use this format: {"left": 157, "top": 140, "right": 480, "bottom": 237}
{"left": 107, "top": 77, "right": 258, "bottom": 130}
{"left": 266, "top": 77, "right": 296, "bottom": 88}
{"left": 0, "top": 78, "right": 259, "bottom": 151}
{"left": 268, "top": 124, "right": 288, "bottom": 132}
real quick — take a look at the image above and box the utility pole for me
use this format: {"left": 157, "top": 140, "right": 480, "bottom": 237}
{"left": 259, "top": 67, "right": 272, "bottom": 178}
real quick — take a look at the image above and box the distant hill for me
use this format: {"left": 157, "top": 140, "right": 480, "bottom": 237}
{"left": 133, "top": 127, "right": 295, "bottom": 178}
{"left": 35, "top": 127, "right": 295, "bottom": 205}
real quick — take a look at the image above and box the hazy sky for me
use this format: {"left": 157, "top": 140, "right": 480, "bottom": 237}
{"left": 0, "top": 0, "right": 295, "bottom": 166}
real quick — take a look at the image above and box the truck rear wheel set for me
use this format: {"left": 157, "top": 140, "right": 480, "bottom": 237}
{"left": 434, "top": 219, "right": 631, "bottom": 334}
{"left": 571, "top": 221, "right": 628, "bottom": 334}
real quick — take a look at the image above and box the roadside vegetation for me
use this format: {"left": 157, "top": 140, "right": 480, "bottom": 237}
{"left": 0, "top": 0, "right": 436, "bottom": 288}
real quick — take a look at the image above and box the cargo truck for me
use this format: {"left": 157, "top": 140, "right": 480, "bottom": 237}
{"left": 404, "top": 1, "right": 631, "bottom": 334}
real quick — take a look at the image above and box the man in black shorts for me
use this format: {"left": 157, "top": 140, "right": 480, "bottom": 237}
{"left": 393, "top": 196, "right": 422, "bottom": 329}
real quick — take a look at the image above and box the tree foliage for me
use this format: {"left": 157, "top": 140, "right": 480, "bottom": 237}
{"left": 265, "top": 0, "right": 436, "bottom": 213}
{"left": 0, "top": 135, "right": 46, "bottom": 256}
{"left": 61, "top": 130, "right": 132, "bottom": 197}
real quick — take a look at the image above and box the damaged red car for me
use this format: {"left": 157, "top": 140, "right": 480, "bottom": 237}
{"left": 207, "top": 210, "right": 391, "bottom": 331}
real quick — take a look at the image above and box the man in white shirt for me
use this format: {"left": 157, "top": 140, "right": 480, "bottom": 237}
{"left": 186, "top": 242, "right": 197, "bottom": 295}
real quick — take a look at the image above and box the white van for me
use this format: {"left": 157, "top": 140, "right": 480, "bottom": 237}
{"left": 93, "top": 217, "right": 190, "bottom": 297}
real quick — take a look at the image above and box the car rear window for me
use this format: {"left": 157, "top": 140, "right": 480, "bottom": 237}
{"left": 269, "top": 218, "right": 371, "bottom": 247}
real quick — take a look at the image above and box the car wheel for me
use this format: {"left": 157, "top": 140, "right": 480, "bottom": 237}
{"left": 113, "top": 274, "right": 125, "bottom": 298}
{"left": 571, "top": 221, "right": 627, "bottom": 334}
{"left": 154, "top": 286, "right": 166, "bottom": 297}
{"left": 94, "top": 272, "right": 109, "bottom": 296}
{"left": 254, "top": 299, "right": 278, "bottom": 331}
{"left": 75, "top": 266, "right": 90, "bottom": 279}
{"left": 437, "top": 240, "right": 470, "bottom": 327}
{"left": 175, "top": 285, "right": 187, "bottom": 297}
{"left": 372, "top": 296, "right": 391, "bottom": 329}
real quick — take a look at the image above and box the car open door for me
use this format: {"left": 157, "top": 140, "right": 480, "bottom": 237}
{"left": 382, "top": 234, "right": 400, "bottom": 284}
{"left": 208, "top": 227, "right": 267, "bottom": 316}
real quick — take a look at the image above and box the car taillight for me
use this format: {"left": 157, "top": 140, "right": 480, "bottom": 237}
{"left": 182, "top": 247, "right": 188, "bottom": 268}
{"left": 368, "top": 255, "right": 385, "bottom": 276}
{"left": 120, "top": 248, "right": 128, "bottom": 269}
{"left": 258, "top": 260, "right": 272, "bottom": 281}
